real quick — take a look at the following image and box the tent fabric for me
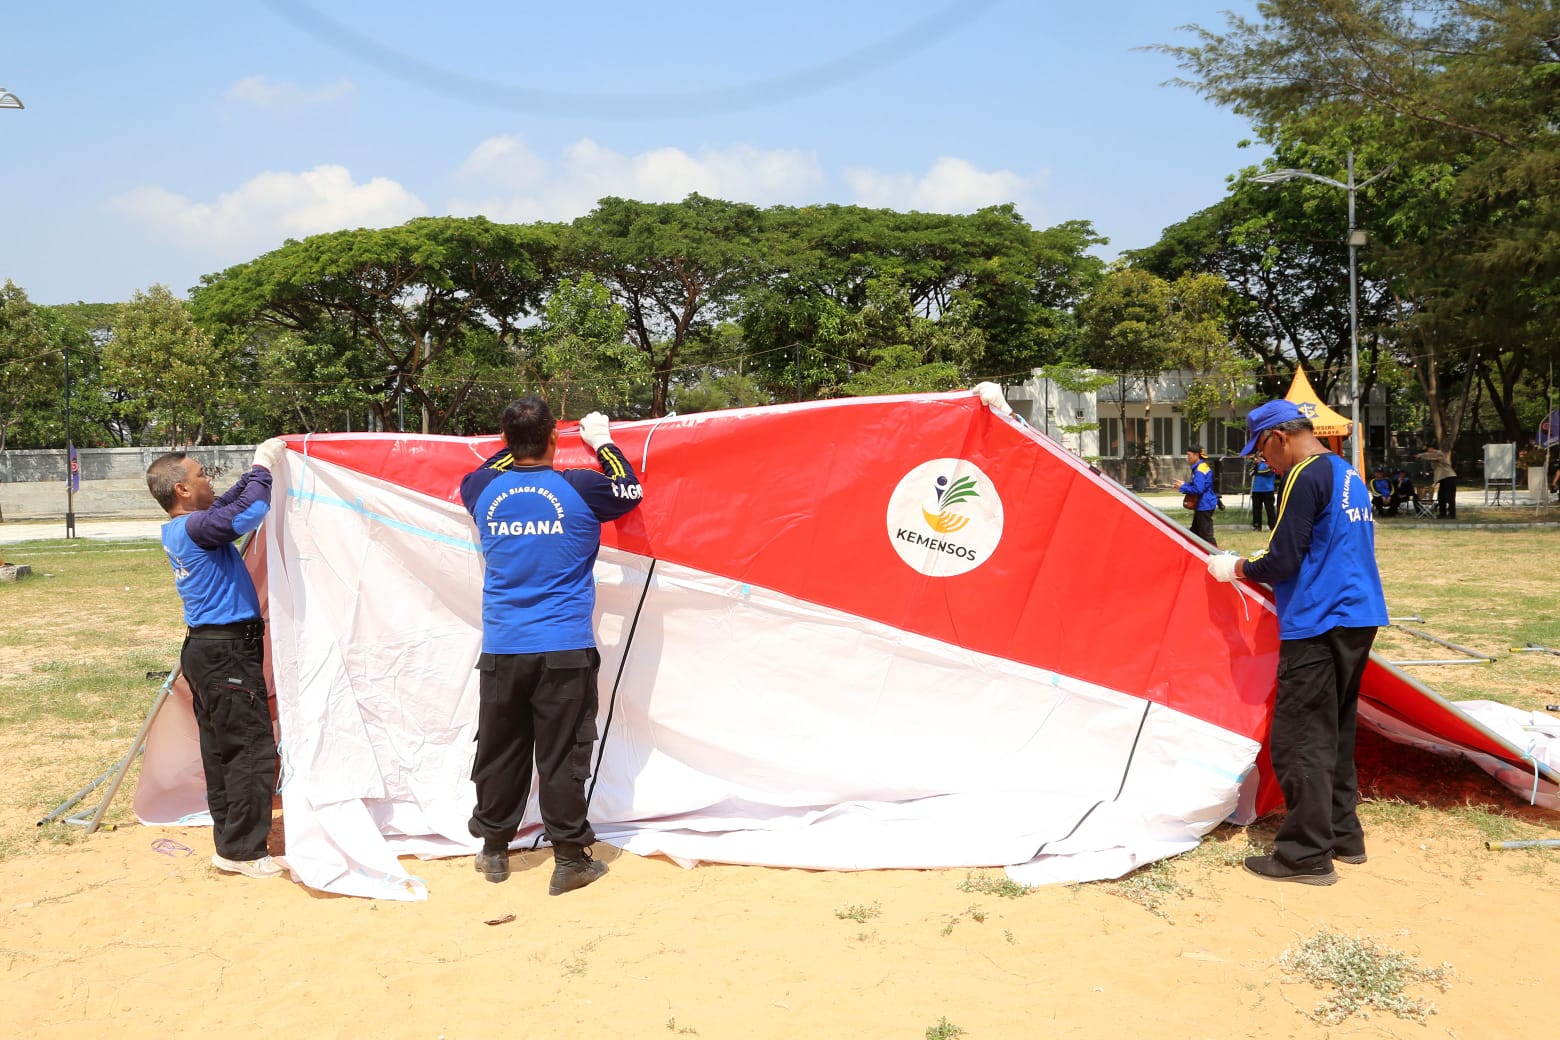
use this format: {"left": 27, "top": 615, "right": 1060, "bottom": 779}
{"left": 131, "top": 390, "right": 1555, "bottom": 899}
{"left": 1284, "top": 367, "right": 1353, "bottom": 438}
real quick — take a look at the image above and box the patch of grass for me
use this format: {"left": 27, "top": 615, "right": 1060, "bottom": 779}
{"left": 1357, "top": 796, "right": 1426, "bottom": 831}
{"left": 1278, "top": 929, "right": 1453, "bottom": 1025}
{"left": 1103, "top": 859, "right": 1188, "bottom": 918}
{"left": 957, "top": 870, "right": 1033, "bottom": 898}
{"left": 924, "top": 1017, "right": 965, "bottom": 1040}
{"left": 833, "top": 900, "right": 881, "bottom": 922}
{"left": 1180, "top": 826, "right": 1258, "bottom": 869}
{"left": 1447, "top": 803, "right": 1542, "bottom": 845}
{"left": 0, "top": 653, "right": 175, "bottom": 728}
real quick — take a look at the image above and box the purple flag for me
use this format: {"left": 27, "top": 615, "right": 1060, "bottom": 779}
{"left": 68, "top": 442, "right": 80, "bottom": 493}
{"left": 1539, "top": 408, "right": 1560, "bottom": 449}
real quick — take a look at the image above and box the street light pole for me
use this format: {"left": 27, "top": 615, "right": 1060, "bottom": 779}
{"left": 1253, "top": 152, "right": 1393, "bottom": 475}
{"left": 64, "top": 342, "right": 76, "bottom": 539}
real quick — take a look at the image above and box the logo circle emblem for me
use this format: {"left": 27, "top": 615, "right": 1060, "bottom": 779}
{"left": 885, "top": 459, "right": 1004, "bottom": 577}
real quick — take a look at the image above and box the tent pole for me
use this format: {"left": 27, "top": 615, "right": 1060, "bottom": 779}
{"left": 40, "top": 674, "right": 176, "bottom": 833}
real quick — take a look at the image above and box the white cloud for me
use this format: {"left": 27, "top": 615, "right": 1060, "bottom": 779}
{"left": 110, "top": 165, "right": 427, "bottom": 256}
{"left": 844, "top": 157, "right": 1041, "bottom": 213}
{"left": 228, "top": 75, "right": 355, "bottom": 107}
{"left": 448, "top": 136, "right": 824, "bottom": 222}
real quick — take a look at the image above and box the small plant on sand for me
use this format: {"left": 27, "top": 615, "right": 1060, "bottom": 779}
{"left": 925, "top": 1017, "right": 965, "bottom": 1039}
{"left": 834, "top": 900, "right": 881, "bottom": 922}
{"left": 1278, "top": 929, "right": 1453, "bottom": 1025}
{"left": 1105, "top": 859, "right": 1187, "bottom": 918}
{"left": 957, "top": 870, "right": 1033, "bottom": 898}
{"left": 939, "top": 905, "right": 988, "bottom": 936}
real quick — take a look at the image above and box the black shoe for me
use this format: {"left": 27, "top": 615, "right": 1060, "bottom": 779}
{"left": 475, "top": 847, "right": 510, "bottom": 884}
{"left": 1243, "top": 854, "right": 1337, "bottom": 886}
{"left": 1333, "top": 847, "right": 1368, "bottom": 865}
{"left": 549, "top": 844, "right": 608, "bottom": 895}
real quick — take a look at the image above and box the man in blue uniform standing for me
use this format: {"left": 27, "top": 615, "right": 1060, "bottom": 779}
{"left": 1250, "top": 456, "right": 1278, "bottom": 531}
{"left": 460, "top": 397, "right": 644, "bottom": 893}
{"left": 1179, "top": 443, "right": 1219, "bottom": 546}
{"left": 146, "top": 438, "right": 288, "bottom": 880}
{"left": 1206, "top": 400, "right": 1388, "bottom": 886}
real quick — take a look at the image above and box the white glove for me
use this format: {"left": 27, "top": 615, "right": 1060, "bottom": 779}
{"left": 1206, "top": 553, "right": 1241, "bottom": 583}
{"left": 252, "top": 437, "right": 288, "bottom": 472}
{"left": 578, "top": 412, "right": 613, "bottom": 451}
{"left": 973, "top": 381, "right": 1013, "bottom": 415}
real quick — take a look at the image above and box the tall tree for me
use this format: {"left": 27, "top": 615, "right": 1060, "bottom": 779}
{"left": 1079, "top": 268, "right": 1175, "bottom": 471}
{"left": 192, "top": 217, "right": 559, "bottom": 434}
{"left": 1160, "top": 0, "right": 1560, "bottom": 451}
{"left": 0, "top": 281, "right": 63, "bottom": 453}
{"left": 571, "top": 195, "right": 763, "bottom": 417}
{"left": 529, "top": 273, "right": 647, "bottom": 418}
{"left": 104, "top": 284, "right": 229, "bottom": 446}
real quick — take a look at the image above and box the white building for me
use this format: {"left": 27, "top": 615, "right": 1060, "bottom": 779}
{"left": 1002, "top": 367, "right": 1389, "bottom": 486}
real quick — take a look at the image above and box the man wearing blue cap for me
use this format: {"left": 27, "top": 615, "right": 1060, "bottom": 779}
{"left": 1205, "top": 400, "right": 1388, "bottom": 886}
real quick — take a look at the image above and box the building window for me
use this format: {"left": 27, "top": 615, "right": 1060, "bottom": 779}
{"left": 1152, "top": 417, "right": 1177, "bottom": 456}
{"left": 1102, "top": 417, "right": 1147, "bottom": 458}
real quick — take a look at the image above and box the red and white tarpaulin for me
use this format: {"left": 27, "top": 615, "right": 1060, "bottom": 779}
{"left": 133, "top": 390, "right": 1556, "bottom": 898}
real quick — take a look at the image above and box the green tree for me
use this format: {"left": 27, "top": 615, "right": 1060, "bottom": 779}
{"left": 838, "top": 278, "right": 984, "bottom": 396}
{"left": 0, "top": 281, "right": 64, "bottom": 453}
{"left": 571, "top": 194, "right": 764, "bottom": 418}
{"left": 1160, "top": 0, "right": 1560, "bottom": 452}
{"left": 530, "top": 274, "right": 648, "bottom": 418}
{"left": 1079, "top": 268, "right": 1174, "bottom": 468}
{"left": 105, "top": 284, "right": 230, "bottom": 446}
{"left": 193, "top": 216, "right": 559, "bottom": 434}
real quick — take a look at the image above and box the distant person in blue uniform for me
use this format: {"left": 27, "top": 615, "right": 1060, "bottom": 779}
{"left": 146, "top": 438, "right": 288, "bottom": 881}
{"left": 1368, "top": 467, "right": 1394, "bottom": 516}
{"left": 1250, "top": 457, "right": 1278, "bottom": 530}
{"left": 1206, "top": 400, "right": 1388, "bottom": 886}
{"left": 460, "top": 397, "right": 644, "bottom": 893}
{"left": 1179, "top": 443, "right": 1219, "bottom": 546}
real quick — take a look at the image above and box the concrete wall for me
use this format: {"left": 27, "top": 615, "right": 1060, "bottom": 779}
{"left": 0, "top": 446, "right": 256, "bottom": 521}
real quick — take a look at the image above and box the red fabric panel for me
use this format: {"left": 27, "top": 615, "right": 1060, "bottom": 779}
{"left": 270, "top": 393, "right": 1550, "bottom": 816}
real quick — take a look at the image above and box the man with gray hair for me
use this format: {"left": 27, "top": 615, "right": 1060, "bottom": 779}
{"left": 1205, "top": 400, "right": 1387, "bottom": 886}
{"left": 146, "top": 438, "right": 288, "bottom": 880}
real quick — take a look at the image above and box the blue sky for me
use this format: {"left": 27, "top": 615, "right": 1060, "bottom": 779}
{"left": 3, "top": 1, "right": 1263, "bottom": 305}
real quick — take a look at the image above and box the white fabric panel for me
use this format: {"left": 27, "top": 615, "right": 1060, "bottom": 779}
{"left": 248, "top": 455, "right": 1260, "bottom": 898}
{"left": 267, "top": 454, "right": 486, "bottom": 899}
{"left": 589, "top": 559, "right": 1260, "bottom": 877}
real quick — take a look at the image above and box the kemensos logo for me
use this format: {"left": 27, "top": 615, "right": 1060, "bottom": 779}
{"left": 885, "top": 459, "right": 1004, "bottom": 577}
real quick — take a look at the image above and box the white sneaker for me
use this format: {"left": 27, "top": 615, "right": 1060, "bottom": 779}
{"left": 211, "top": 853, "right": 284, "bottom": 879}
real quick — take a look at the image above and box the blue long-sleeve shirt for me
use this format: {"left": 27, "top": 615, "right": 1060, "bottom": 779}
{"left": 161, "top": 466, "right": 272, "bottom": 626}
{"left": 1179, "top": 458, "right": 1218, "bottom": 511}
{"left": 460, "top": 444, "right": 643, "bottom": 654}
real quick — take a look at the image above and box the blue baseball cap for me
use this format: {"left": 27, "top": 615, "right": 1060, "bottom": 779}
{"left": 1240, "top": 400, "right": 1306, "bottom": 456}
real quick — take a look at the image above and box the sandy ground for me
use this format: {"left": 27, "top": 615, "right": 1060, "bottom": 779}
{"left": 4, "top": 727, "right": 1559, "bottom": 1040}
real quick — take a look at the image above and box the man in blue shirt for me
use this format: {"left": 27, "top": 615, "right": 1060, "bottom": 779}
{"left": 1369, "top": 467, "right": 1395, "bottom": 516}
{"left": 460, "top": 397, "right": 643, "bottom": 893}
{"left": 1250, "top": 457, "right": 1278, "bottom": 530}
{"left": 1179, "top": 444, "right": 1219, "bottom": 546}
{"left": 146, "top": 438, "right": 288, "bottom": 880}
{"left": 1206, "top": 400, "right": 1388, "bottom": 886}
